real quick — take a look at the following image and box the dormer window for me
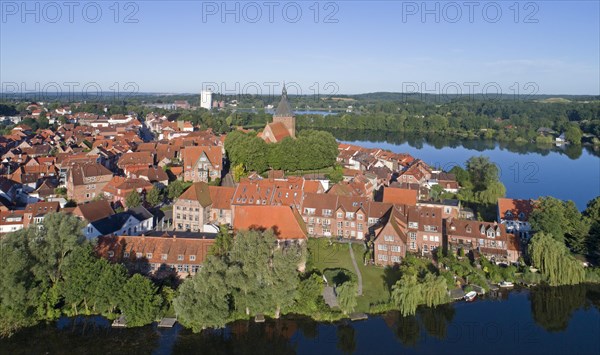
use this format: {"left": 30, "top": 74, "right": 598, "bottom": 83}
{"left": 480, "top": 225, "right": 486, "bottom": 234}
{"left": 466, "top": 226, "right": 472, "bottom": 233}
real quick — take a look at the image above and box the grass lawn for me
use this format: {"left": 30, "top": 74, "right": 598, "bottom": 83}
{"left": 307, "top": 238, "right": 391, "bottom": 313}
{"left": 351, "top": 245, "right": 390, "bottom": 311}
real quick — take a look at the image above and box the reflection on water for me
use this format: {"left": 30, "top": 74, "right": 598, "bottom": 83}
{"left": 322, "top": 129, "right": 600, "bottom": 159}
{"left": 1, "top": 285, "right": 599, "bottom": 354}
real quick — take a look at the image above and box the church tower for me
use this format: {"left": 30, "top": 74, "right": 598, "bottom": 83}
{"left": 272, "top": 84, "right": 296, "bottom": 138}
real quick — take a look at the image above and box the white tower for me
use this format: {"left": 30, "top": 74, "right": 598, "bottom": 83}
{"left": 200, "top": 90, "right": 212, "bottom": 110}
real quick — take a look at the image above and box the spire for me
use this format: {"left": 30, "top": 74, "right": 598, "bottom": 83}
{"left": 274, "top": 82, "right": 293, "bottom": 118}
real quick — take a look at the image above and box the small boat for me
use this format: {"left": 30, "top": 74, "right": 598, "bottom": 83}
{"left": 498, "top": 281, "right": 514, "bottom": 288}
{"left": 464, "top": 291, "right": 477, "bottom": 302}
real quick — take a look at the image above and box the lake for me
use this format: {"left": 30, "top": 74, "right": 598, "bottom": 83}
{"left": 335, "top": 131, "right": 600, "bottom": 210}
{"left": 2, "top": 285, "right": 599, "bottom": 354}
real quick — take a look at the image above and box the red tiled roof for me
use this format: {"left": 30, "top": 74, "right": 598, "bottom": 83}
{"left": 234, "top": 205, "right": 307, "bottom": 240}
{"left": 497, "top": 198, "right": 534, "bottom": 221}
{"left": 382, "top": 187, "right": 418, "bottom": 206}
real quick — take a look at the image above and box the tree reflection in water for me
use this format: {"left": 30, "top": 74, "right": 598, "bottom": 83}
{"left": 530, "top": 284, "right": 594, "bottom": 332}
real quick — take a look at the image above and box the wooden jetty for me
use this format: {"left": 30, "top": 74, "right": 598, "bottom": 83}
{"left": 112, "top": 315, "right": 127, "bottom": 328}
{"left": 349, "top": 313, "right": 368, "bottom": 321}
{"left": 158, "top": 318, "right": 177, "bottom": 328}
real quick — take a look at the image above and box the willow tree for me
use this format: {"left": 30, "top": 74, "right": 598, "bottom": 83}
{"left": 528, "top": 232, "right": 585, "bottom": 286}
{"left": 391, "top": 274, "right": 422, "bottom": 317}
{"left": 421, "top": 274, "right": 449, "bottom": 308}
{"left": 336, "top": 281, "right": 358, "bottom": 315}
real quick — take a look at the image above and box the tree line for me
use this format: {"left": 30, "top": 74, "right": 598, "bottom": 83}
{"left": 224, "top": 129, "right": 339, "bottom": 173}
{"left": 0, "top": 213, "right": 166, "bottom": 337}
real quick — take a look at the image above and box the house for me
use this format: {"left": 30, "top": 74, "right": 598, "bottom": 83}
{"left": 72, "top": 200, "right": 115, "bottom": 224}
{"left": 0, "top": 210, "right": 25, "bottom": 234}
{"left": 23, "top": 201, "right": 60, "bottom": 228}
{"left": 84, "top": 206, "right": 154, "bottom": 239}
{"left": 233, "top": 205, "right": 307, "bottom": 243}
{"left": 445, "top": 218, "right": 513, "bottom": 262}
{"left": 96, "top": 232, "right": 215, "bottom": 278}
{"left": 403, "top": 205, "right": 443, "bottom": 255}
{"left": 181, "top": 146, "right": 223, "bottom": 183}
{"left": 373, "top": 206, "right": 407, "bottom": 266}
{"left": 173, "top": 182, "right": 212, "bottom": 232}
{"left": 117, "top": 152, "right": 154, "bottom": 176}
{"left": 66, "top": 162, "right": 113, "bottom": 203}
{"left": 102, "top": 176, "right": 153, "bottom": 205}
{"left": 208, "top": 186, "right": 235, "bottom": 225}
{"left": 497, "top": 198, "right": 534, "bottom": 240}
{"left": 129, "top": 167, "right": 169, "bottom": 187}
{"left": 397, "top": 159, "right": 432, "bottom": 186}
{"left": 300, "top": 193, "right": 393, "bottom": 240}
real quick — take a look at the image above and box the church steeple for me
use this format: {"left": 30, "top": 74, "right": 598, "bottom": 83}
{"left": 274, "top": 82, "right": 294, "bottom": 118}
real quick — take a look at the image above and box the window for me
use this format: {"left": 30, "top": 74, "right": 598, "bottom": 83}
{"left": 337, "top": 212, "right": 343, "bottom": 218}
{"left": 357, "top": 214, "right": 363, "bottom": 220}
{"left": 384, "top": 235, "right": 394, "bottom": 242}
{"left": 178, "top": 254, "right": 184, "bottom": 261}
{"left": 391, "top": 245, "right": 401, "bottom": 253}
{"left": 424, "top": 225, "right": 438, "bottom": 232}
{"left": 423, "top": 235, "right": 428, "bottom": 241}
{"left": 487, "top": 229, "right": 495, "bottom": 238}
{"left": 410, "top": 242, "right": 416, "bottom": 249}
{"left": 409, "top": 232, "right": 417, "bottom": 241}
{"left": 161, "top": 254, "right": 167, "bottom": 260}
{"left": 146, "top": 253, "right": 153, "bottom": 259}
{"left": 408, "top": 222, "right": 418, "bottom": 229}
{"left": 107, "top": 251, "right": 114, "bottom": 258}
{"left": 124, "top": 252, "right": 130, "bottom": 258}
{"left": 136, "top": 252, "right": 142, "bottom": 259}
{"left": 190, "top": 255, "right": 196, "bottom": 261}
{"left": 391, "top": 256, "right": 400, "bottom": 263}
{"left": 423, "top": 245, "right": 429, "bottom": 252}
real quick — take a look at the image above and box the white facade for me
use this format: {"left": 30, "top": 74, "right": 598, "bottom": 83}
{"left": 201, "top": 90, "right": 212, "bottom": 110}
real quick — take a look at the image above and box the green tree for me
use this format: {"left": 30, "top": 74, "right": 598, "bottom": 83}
{"left": 210, "top": 225, "right": 233, "bottom": 257}
{"left": 146, "top": 187, "right": 163, "bottom": 207}
{"left": 118, "top": 274, "right": 162, "bottom": 327}
{"left": 167, "top": 180, "right": 192, "bottom": 200}
{"left": 174, "top": 256, "right": 231, "bottom": 331}
{"left": 294, "top": 273, "right": 324, "bottom": 314}
{"left": 528, "top": 232, "right": 585, "bottom": 286}
{"left": 232, "top": 163, "right": 247, "bottom": 183}
{"left": 564, "top": 124, "right": 582, "bottom": 144}
{"left": 125, "top": 190, "right": 142, "bottom": 209}
{"left": 466, "top": 156, "right": 500, "bottom": 192}
{"left": 0, "top": 234, "right": 38, "bottom": 336}
{"left": 336, "top": 281, "right": 357, "bottom": 315}
{"left": 391, "top": 274, "right": 422, "bottom": 317}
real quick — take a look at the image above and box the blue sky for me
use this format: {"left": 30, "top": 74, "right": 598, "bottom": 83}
{"left": 1, "top": 1, "right": 598, "bottom": 95}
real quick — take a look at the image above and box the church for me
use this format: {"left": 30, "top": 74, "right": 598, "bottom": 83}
{"left": 259, "top": 85, "right": 296, "bottom": 143}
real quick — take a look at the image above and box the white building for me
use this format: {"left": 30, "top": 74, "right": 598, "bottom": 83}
{"left": 201, "top": 90, "right": 212, "bottom": 110}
